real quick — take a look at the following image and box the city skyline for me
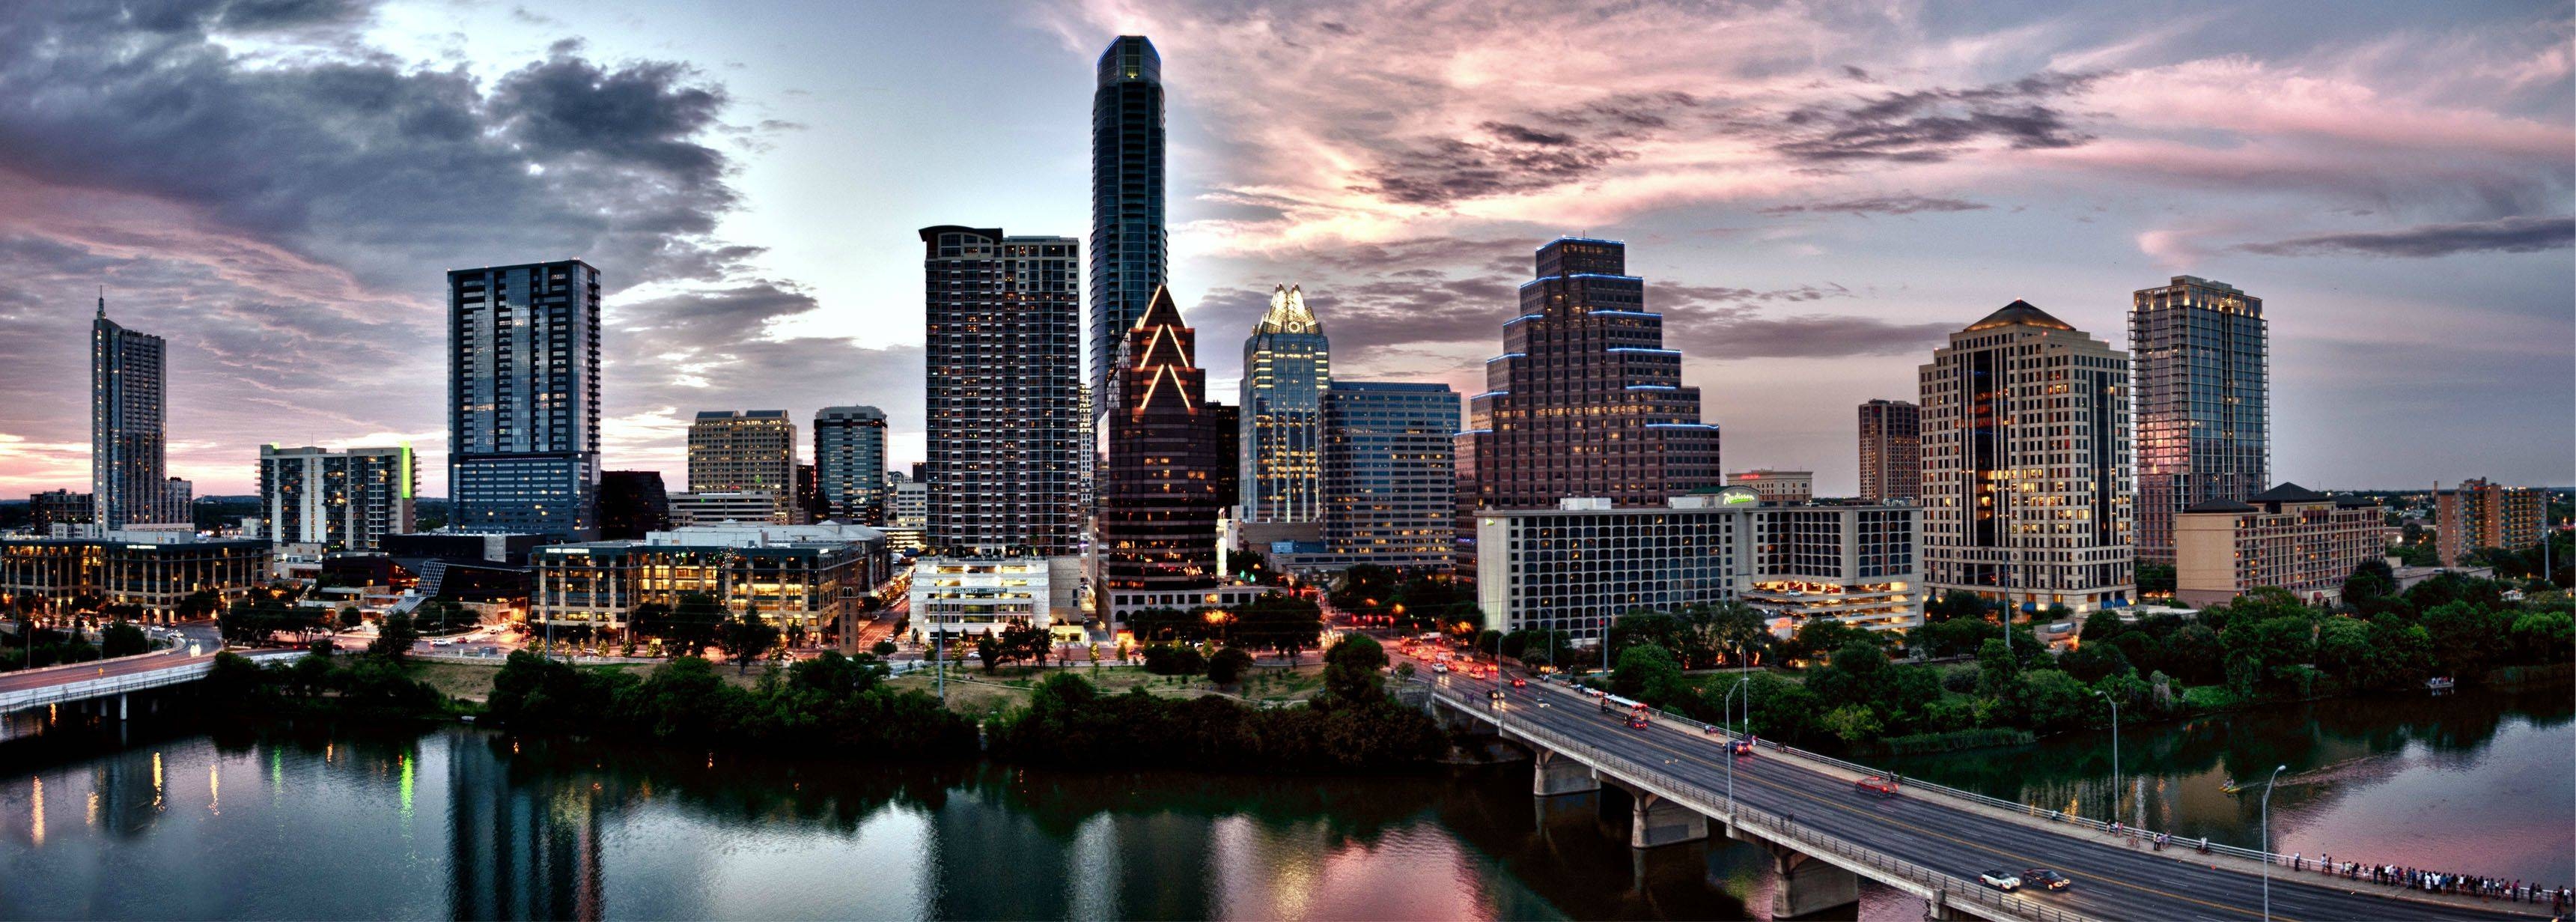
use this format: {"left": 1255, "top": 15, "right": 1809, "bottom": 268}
{"left": 0, "top": 1, "right": 2569, "bottom": 499}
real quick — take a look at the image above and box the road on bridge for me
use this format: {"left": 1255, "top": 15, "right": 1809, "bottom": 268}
{"left": 1404, "top": 649, "right": 2543, "bottom": 922}
{"left": 0, "top": 649, "right": 207, "bottom": 696}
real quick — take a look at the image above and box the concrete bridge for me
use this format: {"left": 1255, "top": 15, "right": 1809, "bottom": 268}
{"left": 1, "top": 647, "right": 304, "bottom": 721}
{"left": 1420, "top": 673, "right": 2543, "bottom": 922}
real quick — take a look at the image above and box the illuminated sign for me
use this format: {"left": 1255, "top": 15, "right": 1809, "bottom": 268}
{"left": 1717, "top": 486, "right": 1762, "bottom": 506}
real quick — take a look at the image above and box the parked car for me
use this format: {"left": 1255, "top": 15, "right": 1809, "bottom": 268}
{"left": 2022, "top": 869, "right": 2070, "bottom": 892}
{"left": 1979, "top": 870, "right": 2021, "bottom": 891}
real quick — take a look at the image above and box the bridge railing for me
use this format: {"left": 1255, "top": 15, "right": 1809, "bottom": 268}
{"left": 0, "top": 649, "right": 305, "bottom": 712}
{"left": 1539, "top": 675, "right": 2282, "bottom": 869}
{"left": 1432, "top": 684, "right": 2088, "bottom": 922}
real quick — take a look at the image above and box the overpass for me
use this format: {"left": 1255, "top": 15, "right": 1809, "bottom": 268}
{"left": 0, "top": 647, "right": 304, "bottom": 718}
{"left": 1416, "top": 667, "right": 2545, "bottom": 922}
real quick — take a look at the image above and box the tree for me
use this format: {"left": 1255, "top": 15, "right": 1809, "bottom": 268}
{"left": 1611, "top": 643, "right": 1687, "bottom": 706}
{"left": 987, "top": 621, "right": 1048, "bottom": 670}
{"left": 2079, "top": 609, "right": 2129, "bottom": 643}
{"left": 1140, "top": 643, "right": 1205, "bottom": 676}
{"left": 667, "top": 593, "right": 728, "bottom": 658}
{"left": 177, "top": 588, "right": 224, "bottom": 620}
{"left": 1207, "top": 647, "right": 1255, "bottom": 685}
{"left": 1818, "top": 703, "right": 1883, "bottom": 744}
{"left": 2059, "top": 643, "right": 2134, "bottom": 684}
{"left": 99, "top": 621, "right": 150, "bottom": 658}
{"left": 369, "top": 613, "right": 419, "bottom": 659}
{"left": 2342, "top": 560, "right": 2397, "bottom": 609}
{"left": 1330, "top": 565, "right": 1400, "bottom": 616}
{"left": 338, "top": 607, "right": 364, "bottom": 631}
{"left": 719, "top": 614, "right": 782, "bottom": 674}
{"left": 1237, "top": 592, "right": 1324, "bottom": 663}
{"left": 1321, "top": 634, "right": 1389, "bottom": 704}
{"left": 2137, "top": 562, "right": 2177, "bottom": 595}
{"left": 1925, "top": 591, "right": 1991, "bottom": 624}
{"left": 1783, "top": 619, "right": 1881, "bottom": 664}
{"left": 871, "top": 640, "right": 898, "bottom": 658}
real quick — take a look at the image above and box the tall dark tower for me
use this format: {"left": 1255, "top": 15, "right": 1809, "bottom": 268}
{"left": 1088, "top": 35, "right": 1166, "bottom": 437}
{"left": 92, "top": 294, "right": 174, "bottom": 527}
{"left": 1100, "top": 286, "right": 1224, "bottom": 595}
{"left": 1459, "top": 238, "right": 1721, "bottom": 512}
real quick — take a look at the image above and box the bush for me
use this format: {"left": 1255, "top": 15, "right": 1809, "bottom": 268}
{"left": 483, "top": 651, "right": 975, "bottom": 758}
{"left": 100, "top": 621, "right": 152, "bottom": 658}
{"left": 1141, "top": 643, "right": 1206, "bottom": 676}
{"left": 1207, "top": 647, "right": 1255, "bottom": 685}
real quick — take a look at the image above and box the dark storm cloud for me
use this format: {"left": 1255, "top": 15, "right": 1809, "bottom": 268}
{"left": 1757, "top": 195, "right": 1990, "bottom": 216}
{"left": 1773, "top": 72, "right": 2098, "bottom": 163}
{"left": 1652, "top": 282, "right": 1951, "bottom": 359}
{"left": 1356, "top": 93, "right": 1702, "bottom": 205}
{"left": 2235, "top": 216, "right": 2575, "bottom": 258}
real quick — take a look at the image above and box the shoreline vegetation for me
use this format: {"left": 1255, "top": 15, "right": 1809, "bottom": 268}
{"left": 1564, "top": 565, "right": 2570, "bottom": 756}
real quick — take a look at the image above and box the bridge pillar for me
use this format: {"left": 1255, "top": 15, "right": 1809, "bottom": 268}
{"left": 1768, "top": 849, "right": 1859, "bottom": 918}
{"left": 1530, "top": 749, "right": 1601, "bottom": 796}
{"left": 1925, "top": 887, "right": 1976, "bottom": 921}
{"left": 117, "top": 694, "right": 127, "bottom": 721}
{"left": 1628, "top": 792, "right": 1708, "bottom": 849}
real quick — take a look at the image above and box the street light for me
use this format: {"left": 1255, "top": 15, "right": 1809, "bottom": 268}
{"left": 2095, "top": 688, "right": 2120, "bottom": 824}
{"left": 2260, "top": 763, "right": 2289, "bottom": 922}
{"left": 1723, "top": 676, "right": 1752, "bottom": 820}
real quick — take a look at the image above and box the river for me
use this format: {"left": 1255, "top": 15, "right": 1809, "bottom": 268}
{"left": 1, "top": 683, "right": 2565, "bottom": 920}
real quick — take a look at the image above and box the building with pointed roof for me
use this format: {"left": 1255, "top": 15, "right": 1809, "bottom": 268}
{"left": 2176, "top": 482, "right": 2381, "bottom": 607}
{"left": 1240, "top": 284, "right": 1331, "bottom": 525}
{"left": 1919, "top": 299, "right": 2135, "bottom": 614}
{"left": 1099, "top": 286, "right": 1232, "bottom": 610}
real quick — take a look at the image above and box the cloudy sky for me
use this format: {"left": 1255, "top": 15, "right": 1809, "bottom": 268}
{"left": 0, "top": 0, "right": 2568, "bottom": 498}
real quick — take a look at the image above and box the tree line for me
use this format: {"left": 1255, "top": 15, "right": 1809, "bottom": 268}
{"left": 482, "top": 649, "right": 978, "bottom": 757}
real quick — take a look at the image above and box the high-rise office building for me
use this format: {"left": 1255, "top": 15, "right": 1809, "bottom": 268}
{"left": 163, "top": 479, "right": 192, "bottom": 524}
{"left": 1321, "top": 381, "right": 1458, "bottom": 571}
{"left": 29, "top": 490, "right": 91, "bottom": 536}
{"left": 595, "top": 470, "right": 670, "bottom": 540}
{"left": 93, "top": 296, "right": 179, "bottom": 527}
{"left": 921, "top": 226, "right": 1083, "bottom": 555}
{"left": 258, "top": 445, "right": 417, "bottom": 551}
{"left": 2131, "top": 276, "right": 2268, "bottom": 564}
{"left": 1100, "top": 287, "right": 1225, "bottom": 595}
{"left": 2435, "top": 478, "right": 2545, "bottom": 565}
{"left": 1240, "top": 285, "right": 1330, "bottom": 524}
{"left": 687, "top": 410, "right": 797, "bottom": 523}
{"left": 1460, "top": 238, "right": 1720, "bottom": 512}
{"left": 1919, "top": 300, "right": 2135, "bottom": 614}
{"left": 1857, "top": 398, "right": 1922, "bottom": 503}
{"left": 1088, "top": 34, "right": 1166, "bottom": 434}
{"left": 447, "top": 261, "right": 600, "bottom": 539}
{"left": 814, "top": 406, "right": 888, "bottom": 524}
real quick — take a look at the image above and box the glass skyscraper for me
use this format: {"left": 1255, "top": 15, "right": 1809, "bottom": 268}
{"left": 1239, "top": 284, "right": 1330, "bottom": 524}
{"left": 446, "top": 260, "right": 601, "bottom": 539}
{"left": 92, "top": 295, "right": 178, "bottom": 527}
{"left": 1088, "top": 35, "right": 1166, "bottom": 432}
{"left": 2129, "top": 276, "right": 2268, "bottom": 564}
{"left": 814, "top": 405, "right": 888, "bottom": 524}
{"left": 1460, "top": 238, "right": 1720, "bottom": 512}
{"left": 1321, "top": 381, "right": 1458, "bottom": 571}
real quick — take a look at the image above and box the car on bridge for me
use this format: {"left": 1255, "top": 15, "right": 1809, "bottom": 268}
{"left": 2022, "top": 869, "right": 2070, "bottom": 891}
{"left": 1978, "top": 869, "right": 2021, "bottom": 891}
{"left": 1856, "top": 775, "right": 1900, "bottom": 798}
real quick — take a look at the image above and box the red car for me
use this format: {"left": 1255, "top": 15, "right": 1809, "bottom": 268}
{"left": 1627, "top": 715, "right": 1650, "bottom": 730}
{"left": 1510, "top": 678, "right": 1526, "bottom": 688}
{"left": 1856, "top": 775, "right": 1900, "bottom": 798}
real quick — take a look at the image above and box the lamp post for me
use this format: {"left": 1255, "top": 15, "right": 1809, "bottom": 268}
{"left": 2095, "top": 688, "right": 2121, "bottom": 823}
{"left": 2260, "top": 763, "right": 2288, "bottom": 922}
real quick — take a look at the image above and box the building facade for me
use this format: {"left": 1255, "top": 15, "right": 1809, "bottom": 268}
{"left": 1857, "top": 398, "right": 1922, "bottom": 503}
{"left": 94, "top": 297, "right": 180, "bottom": 528}
{"left": 258, "top": 445, "right": 417, "bottom": 551}
{"left": 1320, "top": 381, "right": 1458, "bottom": 571}
{"left": 1088, "top": 34, "right": 1167, "bottom": 435}
{"left": 687, "top": 410, "right": 797, "bottom": 524}
{"left": 1099, "top": 287, "right": 1228, "bottom": 603}
{"left": 595, "top": 470, "right": 670, "bottom": 540}
{"left": 30, "top": 490, "right": 91, "bottom": 536}
{"left": 907, "top": 555, "right": 1085, "bottom": 643}
{"left": 447, "top": 261, "right": 601, "bottom": 539}
{"left": 2131, "top": 276, "right": 2268, "bottom": 564}
{"left": 1, "top": 533, "right": 272, "bottom": 619}
{"left": 1725, "top": 470, "right": 1814, "bottom": 504}
{"left": 921, "top": 225, "right": 1084, "bottom": 556}
{"left": 1919, "top": 300, "right": 2135, "bottom": 614}
{"left": 814, "top": 406, "right": 888, "bottom": 524}
{"left": 667, "top": 491, "right": 779, "bottom": 527}
{"left": 1460, "top": 238, "right": 1720, "bottom": 513}
{"left": 529, "top": 523, "right": 888, "bottom": 640}
{"left": 1240, "top": 284, "right": 1330, "bottom": 524}
{"left": 2175, "top": 483, "right": 2381, "bottom": 607}
{"left": 2435, "top": 478, "right": 2545, "bottom": 565}
{"left": 1472, "top": 496, "right": 1922, "bottom": 643}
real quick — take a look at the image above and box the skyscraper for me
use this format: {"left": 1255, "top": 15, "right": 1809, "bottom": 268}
{"left": 1240, "top": 285, "right": 1330, "bottom": 524}
{"left": 1100, "top": 286, "right": 1225, "bottom": 595}
{"left": 258, "top": 445, "right": 416, "bottom": 551}
{"left": 1857, "top": 398, "right": 1922, "bottom": 503}
{"left": 2131, "top": 276, "right": 2268, "bottom": 563}
{"left": 1460, "top": 238, "right": 1720, "bottom": 512}
{"left": 1088, "top": 35, "right": 1166, "bottom": 432}
{"left": 93, "top": 296, "right": 177, "bottom": 527}
{"left": 922, "top": 225, "right": 1083, "bottom": 556}
{"left": 594, "top": 470, "right": 670, "bottom": 540}
{"left": 448, "top": 261, "right": 600, "bottom": 539}
{"left": 1919, "top": 300, "right": 2134, "bottom": 614}
{"left": 814, "top": 406, "right": 888, "bottom": 524}
{"left": 1321, "top": 381, "right": 1459, "bottom": 571}
{"left": 687, "top": 410, "right": 797, "bottom": 523}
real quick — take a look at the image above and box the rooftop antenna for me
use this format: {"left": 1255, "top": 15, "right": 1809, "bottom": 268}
{"left": 97, "top": 285, "right": 106, "bottom": 318}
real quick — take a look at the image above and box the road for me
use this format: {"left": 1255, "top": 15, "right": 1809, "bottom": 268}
{"left": 1394, "top": 644, "right": 2542, "bottom": 922}
{"left": 0, "top": 646, "right": 201, "bottom": 694}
